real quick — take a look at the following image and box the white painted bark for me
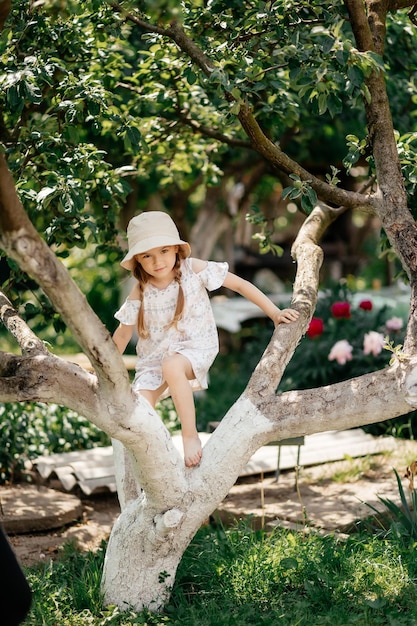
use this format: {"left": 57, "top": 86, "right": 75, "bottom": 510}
{"left": 2, "top": 2, "right": 417, "bottom": 612}
{"left": 101, "top": 355, "right": 417, "bottom": 611}
{"left": 2, "top": 163, "right": 417, "bottom": 610}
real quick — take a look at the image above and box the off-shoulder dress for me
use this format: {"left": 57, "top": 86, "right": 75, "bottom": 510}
{"left": 114, "top": 257, "right": 228, "bottom": 396}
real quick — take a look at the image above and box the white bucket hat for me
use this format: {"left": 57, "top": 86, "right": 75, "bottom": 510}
{"left": 120, "top": 211, "right": 191, "bottom": 270}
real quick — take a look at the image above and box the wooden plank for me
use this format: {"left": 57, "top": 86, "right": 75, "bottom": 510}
{"left": 240, "top": 430, "right": 396, "bottom": 477}
{"left": 76, "top": 478, "right": 117, "bottom": 496}
{"left": 63, "top": 353, "right": 137, "bottom": 371}
{"left": 70, "top": 463, "right": 115, "bottom": 481}
{"left": 32, "top": 429, "right": 397, "bottom": 494}
{"left": 34, "top": 447, "right": 114, "bottom": 479}
{"left": 54, "top": 467, "right": 78, "bottom": 491}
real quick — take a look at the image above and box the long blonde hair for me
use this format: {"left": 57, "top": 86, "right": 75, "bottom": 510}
{"left": 133, "top": 248, "right": 187, "bottom": 339}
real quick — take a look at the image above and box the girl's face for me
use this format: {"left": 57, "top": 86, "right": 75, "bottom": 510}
{"left": 135, "top": 245, "right": 179, "bottom": 283}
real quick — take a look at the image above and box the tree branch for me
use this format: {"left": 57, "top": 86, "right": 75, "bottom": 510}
{"left": 0, "top": 350, "right": 99, "bottom": 414}
{"left": 0, "top": 153, "right": 131, "bottom": 394}
{"left": 345, "top": 0, "right": 417, "bottom": 350}
{"left": 174, "top": 110, "right": 252, "bottom": 148}
{"left": 0, "top": 0, "right": 10, "bottom": 31}
{"left": 0, "top": 290, "right": 48, "bottom": 356}
{"left": 112, "top": 6, "right": 376, "bottom": 212}
{"left": 344, "top": 0, "right": 378, "bottom": 51}
{"left": 237, "top": 103, "right": 374, "bottom": 211}
{"left": 245, "top": 202, "right": 344, "bottom": 401}
{"left": 258, "top": 358, "right": 416, "bottom": 438}
{"left": 194, "top": 357, "right": 416, "bottom": 498}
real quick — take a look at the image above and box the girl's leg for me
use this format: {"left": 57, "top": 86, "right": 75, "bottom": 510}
{"left": 162, "top": 354, "right": 202, "bottom": 467}
{"left": 138, "top": 386, "right": 166, "bottom": 408}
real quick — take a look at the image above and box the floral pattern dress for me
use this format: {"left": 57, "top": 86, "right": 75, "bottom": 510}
{"left": 114, "top": 257, "right": 229, "bottom": 396}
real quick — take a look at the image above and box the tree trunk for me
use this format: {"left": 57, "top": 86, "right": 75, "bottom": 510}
{"left": 2, "top": 2, "right": 417, "bottom": 614}
{"left": 100, "top": 352, "right": 417, "bottom": 611}
{"left": 102, "top": 498, "right": 190, "bottom": 611}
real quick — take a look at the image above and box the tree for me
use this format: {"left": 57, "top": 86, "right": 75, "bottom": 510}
{"left": 1, "top": 0, "right": 417, "bottom": 613}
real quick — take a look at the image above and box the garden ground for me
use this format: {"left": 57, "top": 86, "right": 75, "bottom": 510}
{"left": 3, "top": 436, "right": 417, "bottom": 568}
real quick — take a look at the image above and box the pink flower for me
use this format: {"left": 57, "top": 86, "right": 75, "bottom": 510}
{"left": 328, "top": 340, "right": 353, "bottom": 365}
{"left": 363, "top": 331, "right": 385, "bottom": 356}
{"left": 307, "top": 317, "right": 324, "bottom": 338}
{"left": 331, "top": 301, "right": 351, "bottom": 318}
{"left": 359, "top": 300, "right": 373, "bottom": 311}
{"left": 386, "top": 316, "right": 403, "bottom": 331}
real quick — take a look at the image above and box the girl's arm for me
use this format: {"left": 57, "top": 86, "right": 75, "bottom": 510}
{"left": 222, "top": 271, "right": 299, "bottom": 327}
{"left": 113, "top": 323, "right": 135, "bottom": 354}
{"left": 112, "top": 282, "right": 139, "bottom": 353}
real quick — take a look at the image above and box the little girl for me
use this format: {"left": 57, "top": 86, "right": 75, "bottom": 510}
{"left": 113, "top": 211, "right": 299, "bottom": 468}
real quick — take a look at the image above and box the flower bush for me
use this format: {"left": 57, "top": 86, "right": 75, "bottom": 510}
{"left": 202, "top": 282, "right": 413, "bottom": 439}
{"left": 278, "top": 282, "right": 405, "bottom": 392}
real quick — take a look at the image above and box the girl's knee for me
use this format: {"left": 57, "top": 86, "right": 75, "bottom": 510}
{"left": 162, "top": 354, "right": 182, "bottom": 378}
{"left": 162, "top": 354, "right": 192, "bottom": 381}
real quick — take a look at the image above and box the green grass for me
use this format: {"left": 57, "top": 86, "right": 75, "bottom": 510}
{"left": 327, "top": 454, "right": 379, "bottom": 483}
{"left": 24, "top": 522, "right": 417, "bottom": 625}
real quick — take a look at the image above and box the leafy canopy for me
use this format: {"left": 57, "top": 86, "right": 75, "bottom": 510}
{"left": 1, "top": 1, "right": 417, "bottom": 259}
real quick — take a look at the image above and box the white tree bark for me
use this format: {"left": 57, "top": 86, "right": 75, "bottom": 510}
{"left": 2, "top": 1, "right": 417, "bottom": 613}
{"left": 2, "top": 146, "right": 417, "bottom": 610}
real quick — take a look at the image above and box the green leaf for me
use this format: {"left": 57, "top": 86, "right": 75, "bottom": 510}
{"left": 362, "top": 83, "right": 371, "bottom": 104}
{"left": 185, "top": 68, "right": 197, "bottom": 85}
{"left": 23, "top": 80, "right": 42, "bottom": 104}
{"left": 318, "top": 93, "right": 327, "bottom": 115}
{"left": 230, "top": 101, "right": 241, "bottom": 115}
{"left": 6, "top": 84, "right": 22, "bottom": 111}
{"left": 281, "top": 186, "right": 293, "bottom": 200}
{"left": 306, "top": 186, "right": 317, "bottom": 207}
{"left": 37, "top": 187, "right": 58, "bottom": 206}
{"left": 280, "top": 557, "right": 298, "bottom": 570}
{"left": 301, "top": 193, "right": 313, "bottom": 213}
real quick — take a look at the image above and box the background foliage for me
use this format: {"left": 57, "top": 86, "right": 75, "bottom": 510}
{"left": 0, "top": 402, "right": 110, "bottom": 484}
{"left": 1, "top": 2, "right": 417, "bottom": 479}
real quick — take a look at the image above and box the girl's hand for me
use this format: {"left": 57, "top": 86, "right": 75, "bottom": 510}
{"left": 273, "top": 307, "right": 299, "bottom": 327}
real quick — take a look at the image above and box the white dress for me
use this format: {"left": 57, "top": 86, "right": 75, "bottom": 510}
{"left": 114, "top": 257, "right": 229, "bottom": 396}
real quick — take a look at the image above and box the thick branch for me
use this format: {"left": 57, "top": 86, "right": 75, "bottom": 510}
{"left": 345, "top": 1, "right": 409, "bottom": 217}
{"left": 0, "top": 291, "right": 47, "bottom": 356}
{"left": 193, "top": 358, "right": 416, "bottom": 501}
{"left": 0, "top": 153, "right": 131, "bottom": 396}
{"left": 245, "top": 203, "right": 345, "bottom": 400}
{"left": 0, "top": 351, "right": 99, "bottom": 415}
{"left": 0, "top": 0, "right": 10, "bottom": 31}
{"left": 345, "top": 0, "right": 417, "bottom": 343}
{"left": 257, "top": 359, "right": 415, "bottom": 438}
{"left": 344, "top": 0, "right": 388, "bottom": 54}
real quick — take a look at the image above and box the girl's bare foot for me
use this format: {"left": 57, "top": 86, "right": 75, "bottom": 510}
{"left": 183, "top": 436, "right": 202, "bottom": 467}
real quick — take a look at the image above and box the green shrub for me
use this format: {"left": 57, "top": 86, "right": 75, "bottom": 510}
{"left": 367, "top": 468, "right": 417, "bottom": 544}
{"left": 0, "top": 402, "right": 110, "bottom": 484}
